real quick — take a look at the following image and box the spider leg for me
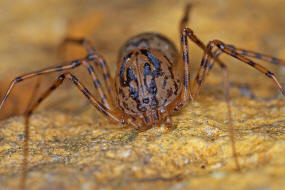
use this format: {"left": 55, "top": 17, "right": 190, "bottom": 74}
{"left": 208, "top": 40, "right": 285, "bottom": 95}
{"left": 225, "top": 45, "right": 285, "bottom": 66}
{"left": 60, "top": 37, "right": 116, "bottom": 105}
{"left": 193, "top": 45, "right": 285, "bottom": 96}
{"left": 192, "top": 48, "right": 224, "bottom": 98}
{"left": 180, "top": 28, "right": 285, "bottom": 97}
{"left": 204, "top": 45, "right": 285, "bottom": 80}
{"left": 19, "top": 72, "right": 138, "bottom": 189}
{"left": 180, "top": 3, "right": 192, "bottom": 32}
{"left": 0, "top": 54, "right": 115, "bottom": 113}
{"left": 25, "top": 72, "right": 133, "bottom": 127}
{"left": 189, "top": 42, "right": 240, "bottom": 170}
{"left": 194, "top": 44, "right": 285, "bottom": 92}
{"left": 25, "top": 77, "right": 42, "bottom": 113}
{"left": 189, "top": 39, "right": 285, "bottom": 170}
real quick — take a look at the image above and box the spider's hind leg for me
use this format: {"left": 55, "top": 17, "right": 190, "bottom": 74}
{"left": 20, "top": 72, "right": 137, "bottom": 189}
{"left": 208, "top": 40, "right": 285, "bottom": 96}
{"left": 59, "top": 37, "right": 117, "bottom": 107}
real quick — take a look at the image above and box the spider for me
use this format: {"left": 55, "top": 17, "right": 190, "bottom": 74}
{"left": 1, "top": 4, "right": 285, "bottom": 189}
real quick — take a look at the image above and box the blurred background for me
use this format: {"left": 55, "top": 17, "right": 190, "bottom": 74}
{"left": 0, "top": 1, "right": 285, "bottom": 189}
{"left": 0, "top": 0, "right": 285, "bottom": 119}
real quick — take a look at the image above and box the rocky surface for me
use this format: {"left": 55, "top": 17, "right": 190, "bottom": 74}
{"left": 0, "top": 0, "right": 285, "bottom": 189}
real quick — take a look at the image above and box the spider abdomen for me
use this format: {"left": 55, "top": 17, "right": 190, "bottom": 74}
{"left": 118, "top": 32, "right": 178, "bottom": 64}
{"left": 115, "top": 48, "right": 182, "bottom": 116}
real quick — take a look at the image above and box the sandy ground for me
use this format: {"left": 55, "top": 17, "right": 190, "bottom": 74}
{"left": 0, "top": 0, "right": 285, "bottom": 189}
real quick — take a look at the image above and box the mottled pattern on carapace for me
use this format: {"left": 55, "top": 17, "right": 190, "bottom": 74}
{"left": 115, "top": 34, "right": 182, "bottom": 115}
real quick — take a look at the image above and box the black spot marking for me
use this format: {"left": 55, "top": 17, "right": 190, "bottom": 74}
{"left": 213, "top": 51, "right": 221, "bottom": 57}
{"left": 141, "top": 49, "right": 163, "bottom": 77}
{"left": 153, "top": 112, "right": 159, "bottom": 121}
{"left": 173, "top": 81, "right": 179, "bottom": 95}
{"left": 248, "top": 61, "right": 255, "bottom": 66}
{"left": 231, "top": 51, "right": 238, "bottom": 58}
{"left": 163, "top": 55, "right": 172, "bottom": 65}
{"left": 255, "top": 53, "right": 262, "bottom": 59}
{"left": 82, "top": 88, "right": 90, "bottom": 99}
{"left": 15, "top": 77, "right": 23, "bottom": 82}
{"left": 101, "top": 96, "right": 106, "bottom": 104}
{"left": 103, "top": 73, "right": 109, "bottom": 79}
{"left": 87, "top": 65, "right": 94, "bottom": 74}
{"left": 208, "top": 63, "right": 214, "bottom": 70}
{"left": 168, "top": 66, "right": 174, "bottom": 79}
{"left": 124, "top": 52, "right": 133, "bottom": 61}
{"left": 142, "top": 97, "right": 149, "bottom": 104}
{"left": 167, "top": 88, "right": 173, "bottom": 98}
{"left": 120, "top": 55, "right": 136, "bottom": 87}
{"left": 266, "top": 71, "right": 274, "bottom": 77}
{"left": 241, "top": 50, "right": 248, "bottom": 56}
{"left": 150, "top": 97, "right": 158, "bottom": 108}
{"left": 227, "top": 45, "right": 235, "bottom": 50}
{"left": 201, "top": 58, "right": 208, "bottom": 68}
{"left": 56, "top": 66, "right": 63, "bottom": 71}
{"left": 217, "top": 44, "right": 225, "bottom": 49}
{"left": 129, "top": 39, "right": 151, "bottom": 49}
{"left": 87, "top": 54, "right": 94, "bottom": 60}
{"left": 72, "top": 77, "right": 79, "bottom": 84}
{"left": 197, "top": 79, "right": 202, "bottom": 86}
{"left": 137, "top": 103, "right": 146, "bottom": 112}
{"left": 72, "top": 60, "right": 81, "bottom": 67}
{"left": 271, "top": 58, "right": 279, "bottom": 64}
{"left": 123, "top": 102, "right": 129, "bottom": 111}
{"left": 145, "top": 116, "right": 150, "bottom": 123}
{"left": 93, "top": 80, "right": 100, "bottom": 88}
{"left": 99, "top": 60, "right": 106, "bottom": 68}
{"left": 99, "top": 106, "right": 109, "bottom": 116}
{"left": 58, "top": 74, "right": 65, "bottom": 80}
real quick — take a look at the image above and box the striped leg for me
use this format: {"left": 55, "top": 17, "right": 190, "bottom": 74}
{"left": 226, "top": 45, "right": 285, "bottom": 66}
{"left": 204, "top": 45, "right": 285, "bottom": 77}
{"left": 0, "top": 53, "right": 114, "bottom": 113}
{"left": 193, "top": 46, "right": 285, "bottom": 97}
{"left": 192, "top": 48, "right": 224, "bottom": 98}
{"left": 189, "top": 38, "right": 285, "bottom": 170}
{"left": 61, "top": 37, "right": 116, "bottom": 105}
{"left": 180, "top": 28, "right": 285, "bottom": 97}
{"left": 0, "top": 59, "right": 81, "bottom": 112}
{"left": 20, "top": 72, "right": 138, "bottom": 190}
{"left": 207, "top": 40, "right": 285, "bottom": 95}
{"left": 190, "top": 43, "right": 240, "bottom": 170}
{"left": 193, "top": 43, "right": 285, "bottom": 95}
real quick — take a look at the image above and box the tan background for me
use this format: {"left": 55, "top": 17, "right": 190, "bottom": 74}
{"left": 0, "top": 0, "right": 285, "bottom": 189}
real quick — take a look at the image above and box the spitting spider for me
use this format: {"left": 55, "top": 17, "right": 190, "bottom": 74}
{"left": 0, "top": 4, "right": 285, "bottom": 189}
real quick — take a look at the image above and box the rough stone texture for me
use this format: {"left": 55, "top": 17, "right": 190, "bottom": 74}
{"left": 0, "top": 0, "right": 285, "bottom": 190}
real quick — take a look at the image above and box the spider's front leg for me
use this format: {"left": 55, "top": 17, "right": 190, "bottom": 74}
{"left": 59, "top": 37, "right": 116, "bottom": 105}
{"left": 20, "top": 72, "right": 138, "bottom": 189}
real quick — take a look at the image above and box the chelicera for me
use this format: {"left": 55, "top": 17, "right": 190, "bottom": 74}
{"left": 1, "top": 4, "right": 285, "bottom": 189}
